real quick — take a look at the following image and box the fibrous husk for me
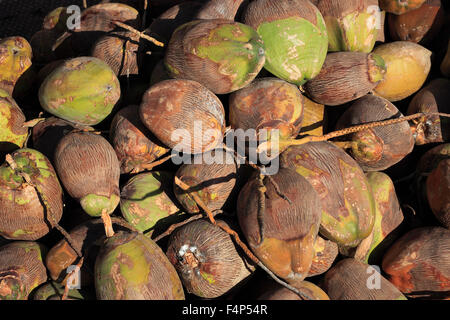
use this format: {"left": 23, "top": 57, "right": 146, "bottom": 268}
{"left": 110, "top": 105, "right": 169, "bottom": 174}
{"left": 54, "top": 131, "right": 120, "bottom": 217}
{"left": 426, "top": 159, "right": 450, "bottom": 229}
{"left": 164, "top": 19, "right": 266, "bottom": 94}
{"left": 243, "top": 0, "right": 329, "bottom": 86}
{"left": 407, "top": 78, "right": 450, "bottom": 145}
{"left": 0, "top": 148, "right": 64, "bottom": 240}
{"left": 39, "top": 56, "right": 121, "bottom": 126}
{"left": 382, "top": 226, "right": 450, "bottom": 298}
{"left": 280, "top": 141, "right": 376, "bottom": 247}
{"left": 139, "top": 79, "right": 226, "bottom": 154}
{"left": 303, "top": 51, "right": 386, "bottom": 106}
{"left": 335, "top": 94, "right": 415, "bottom": 171}
{"left": 95, "top": 231, "right": 185, "bottom": 300}
{"left": 166, "top": 218, "right": 255, "bottom": 298}
{"left": 237, "top": 168, "right": 322, "bottom": 283}
{"left": 0, "top": 241, "right": 48, "bottom": 300}
{"left": 321, "top": 258, "right": 407, "bottom": 300}
{"left": 195, "top": 0, "right": 247, "bottom": 20}
{"left": 256, "top": 280, "right": 330, "bottom": 300}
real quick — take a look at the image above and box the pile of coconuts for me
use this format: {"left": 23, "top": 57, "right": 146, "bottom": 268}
{"left": 0, "top": 0, "right": 449, "bottom": 301}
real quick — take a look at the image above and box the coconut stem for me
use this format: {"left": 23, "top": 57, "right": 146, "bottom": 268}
{"left": 83, "top": 0, "right": 87, "bottom": 9}
{"left": 61, "top": 256, "right": 84, "bottom": 300}
{"left": 257, "top": 112, "right": 450, "bottom": 154}
{"left": 137, "top": 153, "right": 175, "bottom": 173}
{"left": 173, "top": 175, "right": 315, "bottom": 301}
{"left": 101, "top": 209, "right": 115, "bottom": 238}
{"left": 142, "top": 0, "right": 148, "bottom": 29}
{"left": 22, "top": 118, "right": 46, "bottom": 128}
{"left": 113, "top": 21, "right": 164, "bottom": 47}
{"left": 5, "top": 154, "right": 83, "bottom": 258}
{"left": 153, "top": 214, "right": 204, "bottom": 242}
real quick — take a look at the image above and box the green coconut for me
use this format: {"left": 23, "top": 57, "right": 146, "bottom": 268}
{"left": 0, "top": 90, "right": 28, "bottom": 152}
{"left": 165, "top": 19, "right": 265, "bottom": 94}
{"left": 316, "top": 0, "right": 380, "bottom": 53}
{"left": 95, "top": 231, "right": 185, "bottom": 300}
{"left": 120, "top": 172, "right": 184, "bottom": 236}
{"left": 32, "top": 281, "right": 88, "bottom": 300}
{"left": 243, "top": 0, "right": 328, "bottom": 86}
{"left": 39, "top": 57, "right": 121, "bottom": 126}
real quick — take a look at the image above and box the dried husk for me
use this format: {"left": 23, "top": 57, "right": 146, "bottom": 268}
{"left": 229, "top": 77, "right": 304, "bottom": 143}
{"left": 350, "top": 172, "right": 404, "bottom": 264}
{"left": 407, "top": 78, "right": 450, "bottom": 145}
{"left": 299, "top": 96, "right": 325, "bottom": 137}
{"left": 164, "top": 19, "right": 265, "bottom": 94}
{"left": 379, "top": 0, "right": 427, "bottom": 15}
{"left": 237, "top": 168, "right": 322, "bottom": 283}
{"left": 373, "top": 41, "right": 432, "bottom": 102}
{"left": 110, "top": 105, "right": 169, "bottom": 174}
{"left": 308, "top": 235, "right": 338, "bottom": 277}
{"left": 280, "top": 142, "right": 376, "bottom": 247}
{"left": 321, "top": 258, "right": 407, "bottom": 300}
{"left": 0, "top": 149, "right": 64, "bottom": 240}
{"left": 32, "top": 117, "right": 92, "bottom": 163}
{"left": 316, "top": 0, "right": 380, "bottom": 53}
{"left": 388, "top": 0, "right": 444, "bottom": 44}
{"left": 39, "top": 57, "right": 121, "bottom": 126}
{"left": 120, "top": 171, "right": 184, "bottom": 235}
{"left": 303, "top": 52, "right": 386, "bottom": 106}
{"left": 95, "top": 231, "right": 185, "bottom": 300}
{"left": 0, "top": 241, "right": 48, "bottom": 300}
{"left": 382, "top": 227, "right": 450, "bottom": 298}
{"left": 0, "top": 37, "right": 33, "bottom": 96}
{"left": 335, "top": 94, "right": 415, "bottom": 171}
{"left": 0, "top": 91, "right": 28, "bottom": 152}
{"left": 256, "top": 280, "right": 330, "bottom": 300}
{"left": 91, "top": 31, "right": 141, "bottom": 77}
{"left": 148, "top": 2, "right": 203, "bottom": 44}
{"left": 243, "top": 0, "right": 328, "bottom": 86}
{"left": 53, "top": 3, "right": 140, "bottom": 57}
{"left": 54, "top": 132, "right": 120, "bottom": 217}
{"left": 196, "top": 0, "right": 246, "bottom": 20}
{"left": 426, "top": 159, "right": 450, "bottom": 229}
{"left": 42, "top": 7, "right": 69, "bottom": 31}
{"left": 139, "top": 79, "right": 226, "bottom": 154}
{"left": 166, "top": 219, "right": 255, "bottom": 298}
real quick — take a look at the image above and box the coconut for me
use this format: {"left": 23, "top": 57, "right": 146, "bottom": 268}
{"left": 95, "top": 231, "right": 185, "bottom": 300}
{"left": 0, "top": 148, "right": 64, "bottom": 240}
{"left": 164, "top": 19, "right": 265, "bottom": 94}
{"left": 0, "top": 241, "right": 48, "bottom": 300}
{"left": 166, "top": 219, "right": 254, "bottom": 298}
{"left": 237, "top": 168, "right": 322, "bottom": 284}
{"left": 39, "top": 57, "right": 121, "bottom": 126}
{"left": 256, "top": 280, "right": 330, "bottom": 300}
{"left": 373, "top": 41, "right": 431, "bottom": 102}
{"left": 0, "top": 91, "right": 28, "bottom": 152}
{"left": 379, "top": 0, "right": 427, "bottom": 15}
{"left": 243, "top": 0, "right": 328, "bottom": 86}
{"left": 335, "top": 94, "right": 414, "bottom": 171}
{"left": 303, "top": 52, "right": 386, "bottom": 106}
{"left": 382, "top": 226, "right": 450, "bottom": 298}
{"left": 110, "top": 105, "right": 169, "bottom": 174}
{"left": 316, "top": 0, "right": 380, "bottom": 53}
{"left": 139, "top": 79, "right": 226, "bottom": 154}
{"left": 308, "top": 235, "right": 338, "bottom": 277}
{"left": 321, "top": 258, "right": 407, "bottom": 300}
{"left": 54, "top": 131, "right": 120, "bottom": 218}
{"left": 280, "top": 142, "right": 376, "bottom": 247}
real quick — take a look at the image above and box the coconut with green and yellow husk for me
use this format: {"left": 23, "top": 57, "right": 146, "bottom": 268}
{"left": 0, "top": 89, "right": 28, "bottom": 152}
{"left": 316, "top": 0, "right": 381, "bottom": 53}
{"left": 243, "top": 0, "right": 328, "bottom": 86}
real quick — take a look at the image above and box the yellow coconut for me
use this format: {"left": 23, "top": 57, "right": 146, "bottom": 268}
{"left": 373, "top": 41, "right": 431, "bottom": 102}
